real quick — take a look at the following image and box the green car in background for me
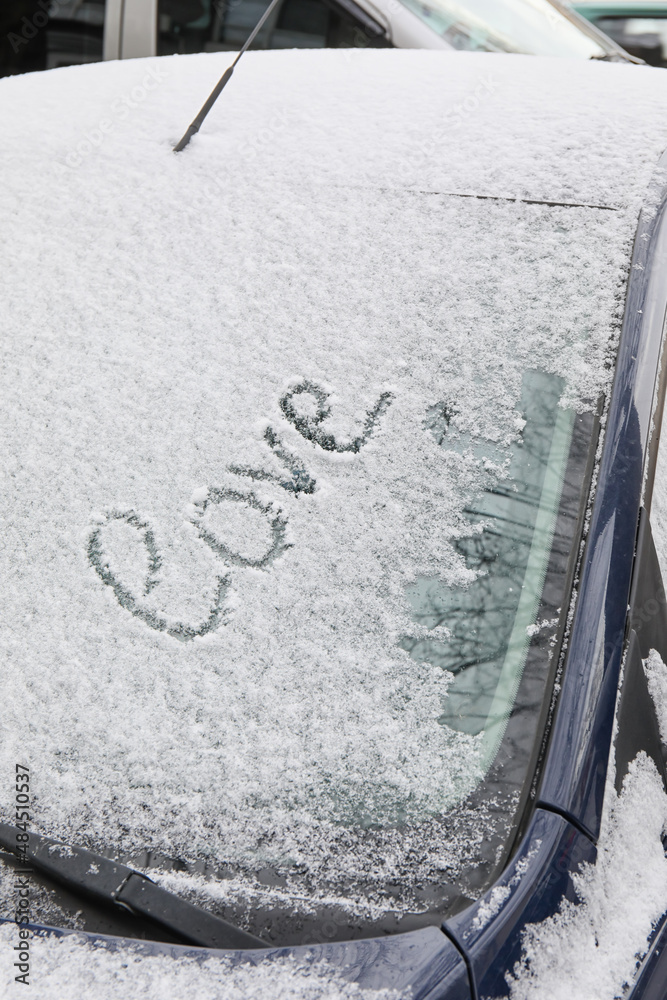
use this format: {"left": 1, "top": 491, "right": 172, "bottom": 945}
{"left": 573, "top": 0, "right": 667, "bottom": 64}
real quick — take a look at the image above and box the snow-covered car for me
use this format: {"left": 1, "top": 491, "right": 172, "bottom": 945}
{"left": 3, "top": 47, "right": 667, "bottom": 1000}
{"left": 572, "top": 0, "right": 667, "bottom": 65}
{"left": 1, "top": 0, "right": 634, "bottom": 78}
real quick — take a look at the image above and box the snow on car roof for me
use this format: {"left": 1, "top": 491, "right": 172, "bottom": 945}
{"left": 3, "top": 50, "right": 667, "bottom": 919}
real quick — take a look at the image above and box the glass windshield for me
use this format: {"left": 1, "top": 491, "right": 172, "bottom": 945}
{"left": 157, "top": 0, "right": 389, "bottom": 53}
{"left": 1, "top": 183, "right": 608, "bottom": 944}
{"left": 402, "top": 370, "right": 575, "bottom": 763}
{"left": 1, "top": 362, "right": 596, "bottom": 942}
{"left": 397, "top": 0, "right": 611, "bottom": 56}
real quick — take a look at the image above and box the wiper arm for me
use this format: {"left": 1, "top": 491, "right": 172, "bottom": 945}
{"left": 0, "top": 823, "right": 267, "bottom": 951}
{"left": 590, "top": 52, "right": 641, "bottom": 63}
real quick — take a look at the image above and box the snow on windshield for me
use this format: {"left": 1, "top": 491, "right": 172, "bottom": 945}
{"left": 3, "top": 50, "right": 667, "bottom": 919}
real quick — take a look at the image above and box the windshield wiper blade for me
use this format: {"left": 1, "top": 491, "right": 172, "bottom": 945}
{"left": 0, "top": 823, "right": 267, "bottom": 951}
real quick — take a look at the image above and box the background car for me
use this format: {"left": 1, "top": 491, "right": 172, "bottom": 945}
{"left": 572, "top": 0, "right": 667, "bottom": 65}
{"left": 3, "top": 44, "right": 667, "bottom": 1000}
{"left": 1, "top": 0, "right": 633, "bottom": 77}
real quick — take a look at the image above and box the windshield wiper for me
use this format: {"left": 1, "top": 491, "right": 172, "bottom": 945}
{"left": 590, "top": 52, "right": 637, "bottom": 62}
{"left": 0, "top": 823, "right": 267, "bottom": 950}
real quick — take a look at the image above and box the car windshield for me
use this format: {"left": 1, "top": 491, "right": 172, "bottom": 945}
{"left": 396, "top": 0, "right": 612, "bottom": 56}
{"left": 3, "top": 52, "right": 638, "bottom": 945}
{"left": 0, "top": 198, "right": 603, "bottom": 941}
{"left": 404, "top": 370, "right": 583, "bottom": 755}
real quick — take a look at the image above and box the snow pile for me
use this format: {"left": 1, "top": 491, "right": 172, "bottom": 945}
{"left": 507, "top": 752, "right": 667, "bottom": 1000}
{"left": 471, "top": 885, "right": 512, "bottom": 933}
{"left": 3, "top": 50, "right": 667, "bottom": 915}
{"left": 0, "top": 925, "right": 407, "bottom": 1000}
{"left": 644, "top": 649, "right": 667, "bottom": 743}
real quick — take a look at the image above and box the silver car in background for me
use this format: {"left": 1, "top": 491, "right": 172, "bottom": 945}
{"left": 1, "top": 0, "right": 633, "bottom": 76}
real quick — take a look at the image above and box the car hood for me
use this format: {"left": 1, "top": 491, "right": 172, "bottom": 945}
{"left": 3, "top": 48, "right": 667, "bottom": 206}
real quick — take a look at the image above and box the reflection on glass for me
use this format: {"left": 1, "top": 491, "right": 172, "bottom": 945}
{"left": 1, "top": 0, "right": 105, "bottom": 77}
{"left": 157, "top": 0, "right": 388, "bottom": 53}
{"left": 401, "top": 370, "right": 575, "bottom": 765}
{"left": 396, "top": 0, "right": 607, "bottom": 56}
{"left": 593, "top": 15, "right": 666, "bottom": 65}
